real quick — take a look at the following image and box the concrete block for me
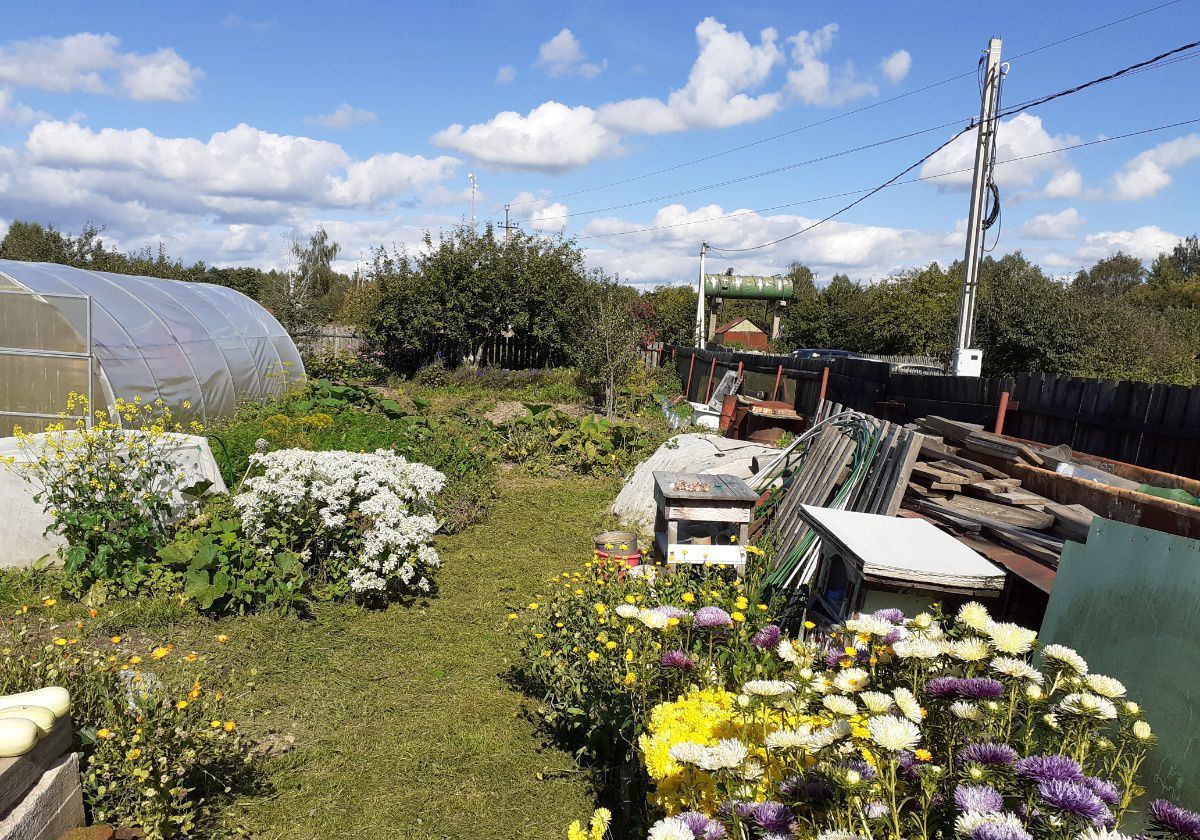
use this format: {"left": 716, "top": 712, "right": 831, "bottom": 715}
{"left": 0, "top": 752, "right": 85, "bottom": 840}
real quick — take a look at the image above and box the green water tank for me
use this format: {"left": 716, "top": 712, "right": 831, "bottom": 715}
{"left": 703, "top": 273, "right": 793, "bottom": 300}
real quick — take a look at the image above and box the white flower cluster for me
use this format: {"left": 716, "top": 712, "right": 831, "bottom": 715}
{"left": 234, "top": 448, "right": 446, "bottom": 597}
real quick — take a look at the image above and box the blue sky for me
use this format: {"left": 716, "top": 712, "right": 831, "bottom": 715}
{"left": 0, "top": 0, "right": 1197, "bottom": 284}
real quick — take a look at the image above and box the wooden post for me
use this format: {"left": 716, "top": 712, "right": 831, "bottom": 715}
{"left": 771, "top": 365, "right": 784, "bottom": 401}
{"left": 684, "top": 352, "right": 696, "bottom": 400}
{"left": 817, "top": 365, "right": 830, "bottom": 410}
{"left": 994, "top": 390, "right": 1011, "bottom": 435}
{"left": 704, "top": 357, "right": 718, "bottom": 402}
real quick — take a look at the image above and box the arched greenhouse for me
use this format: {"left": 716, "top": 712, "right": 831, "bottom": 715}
{"left": 0, "top": 260, "right": 304, "bottom": 435}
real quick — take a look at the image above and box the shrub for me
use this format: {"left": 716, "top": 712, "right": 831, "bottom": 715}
{"left": 235, "top": 448, "right": 445, "bottom": 601}
{"left": 3, "top": 395, "right": 205, "bottom": 599}
{"left": 0, "top": 608, "right": 252, "bottom": 838}
{"left": 301, "top": 347, "right": 389, "bottom": 383}
{"left": 492, "top": 405, "right": 656, "bottom": 477}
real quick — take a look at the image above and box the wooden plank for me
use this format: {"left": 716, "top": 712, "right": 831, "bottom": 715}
{"left": 666, "top": 505, "right": 752, "bottom": 523}
{"left": 961, "top": 484, "right": 1049, "bottom": 507}
{"left": 916, "top": 415, "right": 984, "bottom": 442}
{"left": 1043, "top": 501, "right": 1095, "bottom": 542}
{"left": 936, "top": 494, "right": 1055, "bottom": 529}
{"left": 927, "top": 460, "right": 985, "bottom": 484}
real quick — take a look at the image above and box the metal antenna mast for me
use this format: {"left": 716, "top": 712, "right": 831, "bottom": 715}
{"left": 952, "top": 37, "right": 1004, "bottom": 377}
{"left": 468, "top": 173, "right": 478, "bottom": 229}
{"left": 500, "top": 204, "right": 520, "bottom": 244}
{"left": 694, "top": 242, "right": 708, "bottom": 348}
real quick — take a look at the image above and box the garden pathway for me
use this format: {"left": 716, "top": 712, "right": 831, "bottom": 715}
{"left": 222, "top": 476, "right": 618, "bottom": 839}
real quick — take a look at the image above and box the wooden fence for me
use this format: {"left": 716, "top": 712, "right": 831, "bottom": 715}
{"left": 665, "top": 345, "right": 1200, "bottom": 480}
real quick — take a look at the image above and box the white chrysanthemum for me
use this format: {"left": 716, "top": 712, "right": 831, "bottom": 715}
{"left": 1060, "top": 692, "right": 1117, "bottom": 720}
{"left": 668, "top": 741, "right": 709, "bottom": 767}
{"left": 957, "top": 601, "right": 993, "bottom": 632}
{"left": 637, "top": 608, "right": 670, "bottom": 629}
{"left": 860, "top": 691, "right": 894, "bottom": 714}
{"left": 615, "top": 604, "right": 640, "bottom": 619}
{"left": 1043, "top": 712, "right": 1060, "bottom": 730}
{"left": 808, "top": 719, "right": 852, "bottom": 750}
{"left": 766, "top": 727, "right": 813, "bottom": 750}
{"left": 822, "top": 695, "right": 858, "bottom": 716}
{"left": 866, "top": 714, "right": 921, "bottom": 752}
{"left": 742, "top": 758, "right": 765, "bottom": 781}
{"left": 948, "top": 638, "right": 992, "bottom": 662}
{"left": 818, "top": 833, "right": 868, "bottom": 840}
{"left": 1123, "top": 701, "right": 1140, "bottom": 716}
{"left": 1084, "top": 674, "right": 1127, "bottom": 698}
{"left": 834, "top": 667, "right": 870, "bottom": 693}
{"left": 743, "top": 680, "right": 796, "bottom": 699}
{"left": 991, "top": 656, "right": 1043, "bottom": 682}
{"left": 955, "top": 811, "right": 1026, "bottom": 837}
{"left": 776, "top": 638, "right": 812, "bottom": 665}
{"left": 704, "top": 738, "right": 749, "bottom": 770}
{"left": 1132, "top": 720, "right": 1153, "bottom": 740}
{"left": 844, "top": 615, "right": 894, "bottom": 637}
{"left": 1042, "top": 643, "right": 1089, "bottom": 675}
{"left": 986, "top": 622, "right": 1037, "bottom": 654}
{"left": 892, "top": 687, "right": 923, "bottom": 723}
{"left": 950, "top": 701, "right": 983, "bottom": 721}
{"left": 1075, "top": 828, "right": 1137, "bottom": 840}
{"left": 911, "top": 612, "right": 934, "bottom": 630}
{"left": 893, "top": 637, "right": 942, "bottom": 660}
{"left": 1025, "top": 684, "right": 1044, "bottom": 701}
{"left": 649, "top": 817, "right": 696, "bottom": 840}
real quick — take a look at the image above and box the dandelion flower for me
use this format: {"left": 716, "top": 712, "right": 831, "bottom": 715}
{"left": 957, "top": 601, "right": 993, "bottom": 632}
{"left": 867, "top": 714, "right": 920, "bottom": 752}
{"left": 986, "top": 623, "right": 1037, "bottom": 655}
{"left": 1084, "top": 674, "right": 1126, "bottom": 699}
{"left": 1042, "top": 643, "right": 1088, "bottom": 676}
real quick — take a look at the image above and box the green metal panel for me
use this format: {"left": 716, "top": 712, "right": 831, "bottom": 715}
{"left": 1040, "top": 518, "right": 1200, "bottom": 803}
{"left": 703, "top": 274, "right": 793, "bottom": 300}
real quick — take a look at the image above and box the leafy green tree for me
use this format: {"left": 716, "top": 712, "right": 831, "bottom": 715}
{"left": 1071, "top": 251, "right": 1144, "bottom": 297}
{"left": 572, "top": 275, "right": 641, "bottom": 418}
{"left": 640, "top": 284, "right": 698, "bottom": 346}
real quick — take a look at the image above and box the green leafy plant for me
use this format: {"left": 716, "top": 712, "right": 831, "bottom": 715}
{"left": 492, "top": 405, "right": 653, "bottom": 477}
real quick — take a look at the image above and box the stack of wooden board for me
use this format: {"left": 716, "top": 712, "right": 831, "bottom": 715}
{"left": 903, "top": 416, "right": 1099, "bottom": 566}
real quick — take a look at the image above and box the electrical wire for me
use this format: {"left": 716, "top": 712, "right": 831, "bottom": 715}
{"left": 710, "top": 40, "right": 1200, "bottom": 254}
{"left": 502, "top": 0, "right": 1184, "bottom": 211}
{"left": 579, "top": 115, "right": 1200, "bottom": 241}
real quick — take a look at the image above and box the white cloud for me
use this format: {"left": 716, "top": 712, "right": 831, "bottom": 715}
{"left": 495, "top": 64, "right": 516, "bottom": 84}
{"left": 922, "top": 113, "right": 1078, "bottom": 189}
{"left": 536, "top": 29, "right": 605, "bottom": 78}
{"left": 786, "top": 24, "right": 876, "bottom": 106}
{"left": 1042, "top": 168, "right": 1083, "bottom": 198}
{"left": 0, "top": 88, "right": 45, "bottom": 124}
{"left": 1020, "top": 207, "right": 1084, "bottom": 240}
{"left": 307, "top": 103, "right": 378, "bottom": 130}
{"left": 432, "top": 101, "right": 621, "bottom": 174}
{"left": 509, "top": 191, "right": 569, "bottom": 232}
{"left": 1074, "top": 225, "right": 1182, "bottom": 263}
{"left": 1110, "top": 134, "right": 1200, "bottom": 200}
{"left": 880, "top": 50, "right": 911, "bottom": 84}
{"left": 0, "top": 33, "right": 201, "bottom": 101}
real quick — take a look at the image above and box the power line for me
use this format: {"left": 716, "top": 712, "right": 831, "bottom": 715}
{"left": 503, "top": 0, "right": 1184, "bottom": 211}
{"left": 708, "top": 40, "right": 1200, "bottom": 254}
{"left": 580, "top": 116, "right": 1200, "bottom": 242}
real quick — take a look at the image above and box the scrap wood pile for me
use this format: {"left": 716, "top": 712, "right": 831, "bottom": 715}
{"left": 753, "top": 401, "right": 921, "bottom": 592}
{"left": 903, "top": 416, "right": 1096, "bottom": 567}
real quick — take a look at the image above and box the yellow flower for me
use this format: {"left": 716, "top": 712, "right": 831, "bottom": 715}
{"left": 42, "top": 598, "right": 57, "bottom": 607}
{"left": 223, "top": 721, "right": 237, "bottom": 732}
{"left": 176, "top": 700, "right": 188, "bottom": 709}
{"left": 184, "top": 652, "right": 198, "bottom": 663}
{"left": 625, "top": 649, "right": 634, "bottom": 662}
{"left": 605, "top": 641, "right": 617, "bottom": 650}
{"left": 681, "top": 593, "right": 695, "bottom": 604}
{"left": 128, "top": 655, "right": 142, "bottom": 664}
{"left": 126, "top": 748, "right": 142, "bottom": 761}
{"left": 210, "top": 720, "right": 222, "bottom": 728}
{"left": 527, "top": 603, "right": 540, "bottom": 610}
{"left": 53, "top": 637, "right": 68, "bottom": 646}
{"left": 216, "top": 634, "right": 230, "bottom": 644}
{"left": 594, "top": 604, "right": 607, "bottom": 615}
{"left": 533, "top": 633, "right": 545, "bottom": 640}
{"left": 623, "top": 673, "right": 637, "bottom": 687}
{"left": 914, "top": 748, "right": 932, "bottom": 762}
{"left": 97, "top": 728, "right": 113, "bottom": 740}
{"left": 757, "top": 604, "right": 768, "bottom": 612}
{"left": 624, "top": 595, "right": 637, "bottom": 604}
{"left": 507, "top": 613, "right": 518, "bottom": 620}
{"left": 587, "top": 651, "right": 600, "bottom": 663}
{"left": 731, "top": 612, "right": 745, "bottom": 623}
{"left": 804, "top": 621, "right": 816, "bottom": 629}
{"left": 151, "top": 647, "right": 170, "bottom": 660}
{"left": 110, "top": 636, "right": 122, "bottom": 644}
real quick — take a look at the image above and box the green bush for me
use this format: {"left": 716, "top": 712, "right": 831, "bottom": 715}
{"left": 490, "top": 404, "right": 655, "bottom": 477}
{"left": 301, "top": 348, "right": 389, "bottom": 383}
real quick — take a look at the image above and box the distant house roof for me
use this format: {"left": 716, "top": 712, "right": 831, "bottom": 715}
{"left": 715, "top": 316, "right": 765, "bottom": 335}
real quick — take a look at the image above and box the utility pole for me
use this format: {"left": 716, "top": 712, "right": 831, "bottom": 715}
{"left": 695, "top": 242, "right": 708, "bottom": 348}
{"left": 953, "top": 37, "right": 1004, "bottom": 377}
{"left": 468, "top": 172, "right": 478, "bottom": 229}
{"left": 500, "top": 204, "right": 520, "bottom": 244}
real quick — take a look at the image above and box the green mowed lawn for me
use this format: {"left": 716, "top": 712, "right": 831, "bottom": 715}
{"left": 185, "top": 475, "right": 618, "bottom": 839}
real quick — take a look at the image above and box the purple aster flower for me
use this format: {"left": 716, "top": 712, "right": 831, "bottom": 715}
{"left": 752, "top": 624, "right": 783, "bottom": 650}
{"left": 694, "top": 606, "right": 734, "bottom": 629}
{"left": 823, "top": 649, "right": 845, "bottom": 668}
{"left": 1083, "top": 777, "right": 1121, "bottom": 806}
{"left": 955, "top": 784, "right": 1004, "bottom": 813}
{"left": 1016, "top": 755, "right": 1085, "bottom": 784}
{"left": 873, "top": 607, "right": 906, "bottom": 624}
{"left": 925, "top": 676, "right": 963, "bottom": 699}
{"left": 1149, "top": 800, "right": 1200, "bottom": 840}
{"left": 961, "top": 742, "right": 1019, "bottom": 766}
{"left": 971, "top": 823, "right": 1033, "bottom": 840}
{"left": 843, "top": 757, "right": 878, "bottom": 780}
{"left": 883, "top": 628, "right": 903, "bottom": 645}
{"left": 957, "top": 677, "right": 1006, "bottom": 700}
{"left": 779, "top": 772, "right": 833, "bottom": 802}
{"left": 654, "top": 605, "right": 692, "bottom": 620}
{"left": 1038, "top": 780, "right": 1110, "bottom": 824}
{"left": 677, "top": 811, "right": 728, "bottom": 840}
{"left": 661, "top": 649, "right": 695, "bottom": 670}
{"left": 751, "top": 802, "right": 795, "bottom": 834}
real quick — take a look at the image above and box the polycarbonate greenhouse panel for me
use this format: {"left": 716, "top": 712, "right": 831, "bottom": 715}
{"left": 0, "top": 260, "right": 304, "bottom": 434}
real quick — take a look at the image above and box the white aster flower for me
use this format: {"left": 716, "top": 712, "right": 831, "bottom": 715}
{"left": 1025, "top": 684, "right": 1044, "bottom": 701}
{"left": 860, "top": 691, "right": 894, "bottom": 714}
{"left": 1042, "top": 643, "right": 1089, "bottom": 676}
{"left": 844, "top": 615, "right": 894, "bottom": 637}
{"left": 776, "top": 639, "right": 809, "bottom": 665}
{"left": 955, "top": 811, "right": 1026, "bottom": 837}
{"left": 615, "top": 604, "right": 640, "bottom": 619}
{"left": 1060, "top": 692, "right": 1117, "bottom": 720}
{"left": 1123, "top": 701, "right": 1140, "bottom": 715}
{"left": 743, "top": 680, "right": 796, "bottom": 699}
{"left": 1084, "top": 674, "right": 1126, "bottom": 698}
{"left": 703, "top": 738, "right": 749, "bottom": 770}
{"left": 637, "top": 609, "right": 670, "bottom": 630}
{"left": 818, "top": 833, "right": 868, "bottom": 840}
{"left": 822, "top": 695, "right": 858, "bottom": 716}
{"left": 766, "top": 727, "right": 813, "bottom": 750}
{"left": 649, "top": 817, "right": 696, "bottom": 840}
{"left": 834, "top": 667, "right": 870, "bottom": 693}
{"left": 991, "top": 656, "right": 1043, "bottom": 682}
{"left": 667, "top": 741, "right": 709, "bottom": 767}
{"left": 950, "top": 701, "right": 983, "bottom": 721}
{"left": 1074, "top": 828, "right": 1137, "bottom": 840}
{"left": 893, "top": 637, "right": 942, "bottom": 660}
{"left": 805, "top": 720, "right": 852, "bottom": 751}
{"left": 866, "top": 714, "right": 921, "bottom": 752}
{"left": 911, "top": 612, "right": 934, "bottom": 630}
{"left": 948, "top": 638, "right": 992, "bottom": 662}
{"left": 892, "top": 687, "right": 923, "bottom": 723}
{"left": 1132, "top": 720, "right": 1153, "bottom": 740}
{"left": 986, "top": 622, "right": 1038, "bottom": 655}
{"left": 957, "top": 601, "right": 993, "bottom": 632}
